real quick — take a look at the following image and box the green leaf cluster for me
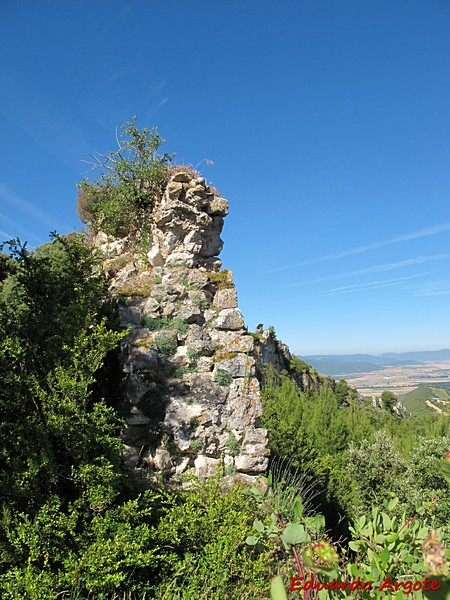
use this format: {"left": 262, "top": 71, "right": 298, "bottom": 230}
{"left": 77, "top": 118, "right": 174, "bottom": 237}
{"left": 214, "top": 368, "right": 233, "bottom": 387}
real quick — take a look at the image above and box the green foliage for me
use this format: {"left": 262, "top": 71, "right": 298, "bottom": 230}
{"left": 348, "top": 431, "right": 427, "bottom": 519}
{"left": 172, "top": 366, "right": 196, "bottom": 377}
{"left": 268, "top": 325, "right": 277, "bottom": 339}
{"left": 407, "top": 437, "right": 450, "bottom": 532}
{"left": 188, "top": 417, "right": 200, "bottom": 431}
{"left": 150, "top": 477, "right": 274, "bottom": 599}
{"left": 141, "top": 314, "right": 188, "bottom": 335}
{"left": 192, "top": 297, "right": 210, "bottom": 310}
{"left": 155, "top": 334, "right": 177, "bottom": 357}
{"left": 186, "top": 347, "right": 199, "bottom": 364}
{"left": 206, "top": 269, "right": 232, "bottom": 288}
{"left": 225, "top": 431, "right": 241, "bottom": 456}
{"left": 345, "top": 498, "right": 440, "bottom": 599}
{"left": 182, "top": 277, "right": 200, "bottom": 291}
{"left": 381, "top": 390, "right": 398, "bottom": 413}
{"left": 289, "top": 355, "right": 313, "bottom": 373}
{"left": 265, "top": 458, "right": 318, "bottom": 526}
{"left": 245, "top": 465, "right": 332, "bottom": 598}
{"left": 214, "top": 368, "right": 233, "bottom": 387}
{"left": 77, "top": 118, "right": 173, "bottom": 237}
{"left": 260, "top": 365, "right": 450, "bottom": 523}
{"left": 0, "top": 235, "right": 124, "bottom": 517}
{"left": 261, "top": 372, "right": 322, "bottom": 477}
{"left": 402, "top": 385, "right": 450, "bottom": 416}
{"left": 333, "top": 378, "right": 358, "bottom": 405}
{"left": 270, "top": 575, "right": 288, "bottom": 600}
{"left": 170, "top": 317, "right": 189, "bottom": 335}
{"left": 189, "top": 438, "right": 203, "bottom": 452}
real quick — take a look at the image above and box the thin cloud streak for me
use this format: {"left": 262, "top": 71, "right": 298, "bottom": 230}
{"left": 282, "top": 254, "right": 450, "bottom": 288}
{"left": 266, "top": 222, "right": 450, "bottom": 273}
{"left": 0, "top": 184, "right": 67, "bottom": 230}
{"left": 416, "top": 282, "right": 450, "bottom": 297}
{"left": 295, "top": 273, "right": 426, "bottom": 299}
{"left": 0, "top": 212, "right": 40, "bottom": 241}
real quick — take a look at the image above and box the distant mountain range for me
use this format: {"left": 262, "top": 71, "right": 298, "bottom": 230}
{"left": 299, "top": 350, "right": 450, "bottom": 377}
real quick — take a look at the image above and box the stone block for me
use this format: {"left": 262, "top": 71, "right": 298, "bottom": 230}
{"left": 216, "top": 308, "right": 245, "bottom": 330}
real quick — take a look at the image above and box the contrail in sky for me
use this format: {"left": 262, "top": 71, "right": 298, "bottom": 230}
{"left": 266, "top": 222, "right": 450, "bottom": 274}
{"left": 0, "top": 184, "right": 67, "bottom": 230}
{"left": 282, "top": 254, "right": 450, "bottom": 288}
{"left": 294, "top": 273, "right": 426, "bottom": 299}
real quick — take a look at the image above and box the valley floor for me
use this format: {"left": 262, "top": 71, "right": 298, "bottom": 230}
{"left": 340, "top": 360, "right": 450, "bottom": 397}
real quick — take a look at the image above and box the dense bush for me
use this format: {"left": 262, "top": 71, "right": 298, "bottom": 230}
{"left": 0, "top": 235, "right": 278, "bottom": 599}
{"left": 261, "top": 365, "right": 450, "bottom": 527}
{"left": 77, "top": 118, "right": 173, "bottom": 237}
{"left": 214, "top": 368, "right": 233, "bottom": 387}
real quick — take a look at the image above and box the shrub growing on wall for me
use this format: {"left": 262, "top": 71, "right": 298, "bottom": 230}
{"left": 77, "top": 118, "right": 174, "bottom": 237}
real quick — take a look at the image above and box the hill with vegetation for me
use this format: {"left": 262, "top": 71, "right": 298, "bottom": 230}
{"left": 300, "top": 350, "right": 450, "bottom": 377}
{"left": 401, "top": 385, "right": 450, "bottom": 416}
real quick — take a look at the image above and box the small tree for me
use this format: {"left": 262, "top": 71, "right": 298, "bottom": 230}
{"left": 77, "top": 118, "right": 174, "bottom": 236}
{"left": 381, "top": 390, "right": 397, "bottom": 413}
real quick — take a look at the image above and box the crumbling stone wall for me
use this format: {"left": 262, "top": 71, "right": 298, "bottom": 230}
{"left": 95, "top": 171, "right": 269, "bottom": 482}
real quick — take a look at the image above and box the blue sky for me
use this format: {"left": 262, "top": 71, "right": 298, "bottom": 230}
{"left": 1, "top": 0, "right": 449, "bottom": 355}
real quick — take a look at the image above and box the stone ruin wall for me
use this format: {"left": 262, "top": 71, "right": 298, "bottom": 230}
{"left": 95, "top": 171, "right": 271, "bottom": 483}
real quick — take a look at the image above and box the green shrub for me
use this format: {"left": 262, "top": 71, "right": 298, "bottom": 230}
{"left": 182, "top": 278, "right": 200, "bottom": 291}
{"left": 289, "top": 355, "right": 311, "bottom": 373}
{"left": 188, "top": 417, "right": 200, "bottom": 431}
{"left": 155, "top": 334, "right": 177, "bottom": 357}
{"left": 151, "top": 477, "right": 273, "bottom": 598}
{"left": 141, "top": 315, "right": 188, "bottom": 335}
{"left": 166, "top": 262, "right": 190, "bottom": 269}
{"left": 172, "top": 366, "right": 195, "bottom": 378}
{"left": 206, "top": 269, "right": 233, "bottom": 289}
{"left": 189, "top": 438, "right": 203, "bottom": 451}
{"left": 225, "top": 431, "right": 241, "bottom": 456}
{"left": 347, "top": 431, "right": 416, "bottom": 517}
{"left": 77, "top": 118, "right": 173, "bottom": 237}
{"left": 170, "top": 317, "right": 189, "bottom": 335}
{"left": 140, "top": 315, "right": 157, "bottom": 329}
{"left": 191, "top": 295, "right": 210, "bottom": 310}
{"left": 214, "top": 369, "right": 233, "bottom": 387}
{"left": 186, "top": 347, "right": 199, "bottom": 364}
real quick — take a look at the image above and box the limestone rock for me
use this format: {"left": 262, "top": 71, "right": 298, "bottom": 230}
{"left": 147, "top": 247, "right": 164, "bottom": 267}
{"left": 213, "top": 287, "right": 238, "bottom": 309}
{"left": 214, "top": 354, "right": 254, "bottom": 378}
{"left": 97, "top": 170, "right": 271, "bottom": 484}
{"left": 122, "top": 445, "right": 140, "bottom": 468}
{"left": 194, "top": 455, "right": 220, "bottom": 479}
{"left": 216, "top": 308, "right": 245, "bottom": 330}
{"left": 171, "top": 171, "right": 192, "bottom": 183}
{"left": 207, "top": 196, "right": 228, "bottom": 216}
{"left": 235, "top": 454, "right": 268, "bottom": 474}
{"left": 153, "top": 448, "right": 173, "bottom": 470}
{"left": 210, "top": 331, "right": 254, "bottom": 354}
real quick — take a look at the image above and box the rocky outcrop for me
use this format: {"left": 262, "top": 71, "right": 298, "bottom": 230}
{"left": 253, "top": 329, "right": 334, "bottom": 393}
{"left": 95, "top": 171, "right": 270, "bottom": 482}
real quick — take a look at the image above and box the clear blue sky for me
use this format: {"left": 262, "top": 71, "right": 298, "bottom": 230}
{"left": 1, "top": 0, "right": 449, "bottom": 355}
